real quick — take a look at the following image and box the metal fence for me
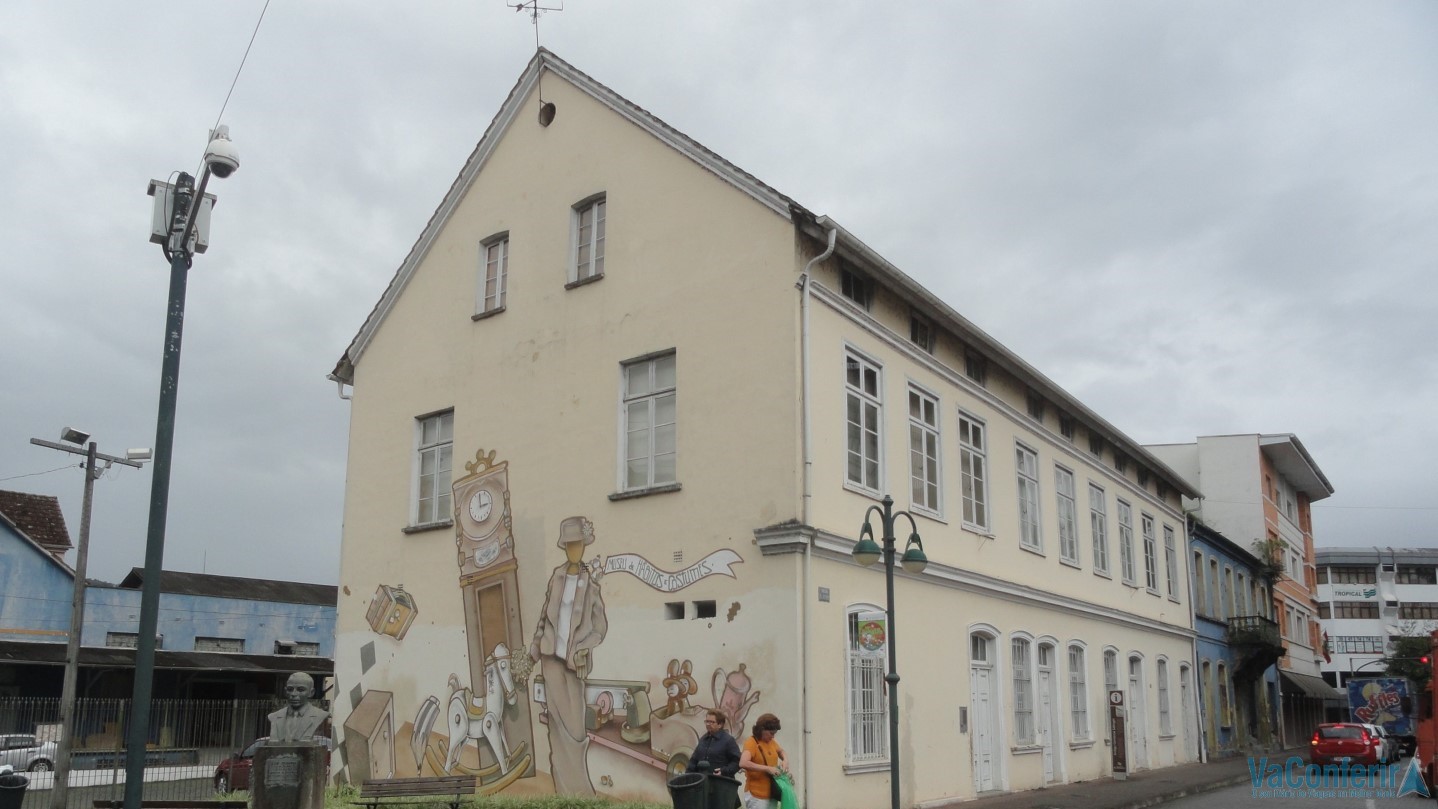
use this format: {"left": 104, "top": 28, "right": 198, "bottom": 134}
{"left": 0, "top": 697, "right": 291, "bottom": 809}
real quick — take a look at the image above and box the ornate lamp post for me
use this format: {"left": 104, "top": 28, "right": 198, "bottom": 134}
{"left": 851, "top": 494, "right": 928, "bottom": 809}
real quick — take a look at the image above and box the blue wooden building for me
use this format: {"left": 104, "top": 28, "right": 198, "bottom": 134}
{"left": 0, "top": 489, "right": 336, "bottom": 700}
{"left": 1189, "top": 518, "right": 1284, "bottom": 757}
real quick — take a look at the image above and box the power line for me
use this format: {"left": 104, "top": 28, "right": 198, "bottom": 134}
{"left": 0, "top": 464, "right": 79, "bottom": 482}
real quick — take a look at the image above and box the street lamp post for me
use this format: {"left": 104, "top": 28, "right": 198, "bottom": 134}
{"left": 125, "top": 128, "right": 240, "bottom": 809}
{"left": 29, "top": 430, "right": 149, "bottom": 809}
{"left": 851, "top": 494, "right": 929, "bottom": 809}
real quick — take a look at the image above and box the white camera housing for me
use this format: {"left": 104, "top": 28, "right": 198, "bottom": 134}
{"left": 204, "top": 126, "right": 240, "bottom": 179}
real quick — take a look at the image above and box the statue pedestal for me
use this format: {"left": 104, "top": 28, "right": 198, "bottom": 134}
{"left": 253, "top": 742, "right": 326, "bottom": 809}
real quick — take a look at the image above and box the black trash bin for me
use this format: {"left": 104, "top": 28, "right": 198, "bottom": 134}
{"left": 667, "top": 771, "right": 706, "bottom": 809}
{"left": 0, "top": 773, "right": 29, "bottom": 809}
{"left": 704, "top": 773, "right": 742, "bottom": 809}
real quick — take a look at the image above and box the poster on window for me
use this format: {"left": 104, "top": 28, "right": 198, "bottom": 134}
{"left": 854, "top": 611, "right": 887, "bottom": 654}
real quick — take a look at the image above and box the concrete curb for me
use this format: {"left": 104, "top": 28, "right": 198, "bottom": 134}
{"left": 1102, "top": 773, "right": 1255, "bottom": 809}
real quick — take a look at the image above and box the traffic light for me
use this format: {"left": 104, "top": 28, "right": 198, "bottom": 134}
{"left": 1421, "top": 655, "right": 1431, "bottom": 665}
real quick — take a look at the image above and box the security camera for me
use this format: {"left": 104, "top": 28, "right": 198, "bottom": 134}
{"left": 204, "top": 125, "right": 239, "bottom": 179}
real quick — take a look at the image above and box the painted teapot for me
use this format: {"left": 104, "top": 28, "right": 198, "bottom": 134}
{"left": 712, "top": 663, "right": 762, "bottom": 737}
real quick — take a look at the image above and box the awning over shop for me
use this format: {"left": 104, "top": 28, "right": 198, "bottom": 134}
{"left": 1282, "top": 670, "right": 1346, "bottom": 703}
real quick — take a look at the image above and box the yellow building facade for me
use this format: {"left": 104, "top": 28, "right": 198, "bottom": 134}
{"left": 330, "top": 50, "right": 1204, "bottom": 807}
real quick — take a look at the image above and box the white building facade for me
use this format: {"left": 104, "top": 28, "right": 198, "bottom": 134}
{"left": 328, "top": 50, "right": 1203, "bottom": 808}
{"left": 1316, "top": 547, "right": 1438, "bottom": 688}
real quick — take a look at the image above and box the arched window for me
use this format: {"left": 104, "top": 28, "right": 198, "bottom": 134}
{"left": 845, "top": 605, "right": 888, "bottom": 763}
{"left": 1216, "top": 662, "right": 1231, "bottom": 727}
{"left": 1068, "top": 643, "right": 1090, "bottom": 740}
{"left": 1012, "top": 636, "right": 1035, "bottom": 744}
{"left": 1156, "top": 658, "right": 1171, "bottom": 735}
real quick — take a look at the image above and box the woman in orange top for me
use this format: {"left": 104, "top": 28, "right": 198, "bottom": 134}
{"left": 739, "top": 713, "right": 787, "bottom": 809}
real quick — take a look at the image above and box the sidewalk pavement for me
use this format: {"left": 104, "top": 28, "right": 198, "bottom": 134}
{"left": 925, "top": 752, "right": 1278, "bottom": 809}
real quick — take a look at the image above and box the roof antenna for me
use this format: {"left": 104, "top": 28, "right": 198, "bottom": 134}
{"left": 510, "top": 0, "right": 563, "bottom": 126}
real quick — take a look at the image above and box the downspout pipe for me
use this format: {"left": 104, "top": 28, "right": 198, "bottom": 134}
{"left": 797, "top": 220, "right": 836, "bottom": 809}
{"left": 1186, "top": 513, "right": 1209, "bottom": 764}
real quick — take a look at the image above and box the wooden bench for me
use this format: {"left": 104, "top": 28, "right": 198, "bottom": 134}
{"left": 353, "top": 775, "right": 479, "bottom": 809}
{"left": 93, "top": 801, "right": 248, "bottom": 809}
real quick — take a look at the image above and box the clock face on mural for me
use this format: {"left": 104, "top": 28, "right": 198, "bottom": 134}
{"left": 459, "top": 479, "right": 504, "bottom": 540}
{"left": 469, "top": 490, "right": 493, "bottom": 522}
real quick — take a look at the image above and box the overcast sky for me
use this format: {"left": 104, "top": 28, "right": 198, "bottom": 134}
{"left": 2, "top": 1, "right": 1434, "bottom": 586}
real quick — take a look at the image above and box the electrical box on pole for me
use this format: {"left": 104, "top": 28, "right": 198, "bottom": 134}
{"left": 146, "top": 178, "right": 217, "bottom": 254}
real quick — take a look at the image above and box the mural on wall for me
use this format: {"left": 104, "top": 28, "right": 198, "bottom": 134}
{"left": 346, "top": 447, "right": 769, "bottom": 796}
{"left": 365, "top": 584, "right": 417, "bottom": 640}
{"left": 530, "top": 515, "right": 609, "bottom": 795}
{"left": 581, "top": 657, "right": 762, "bottom": 777}
{"left": 410, "top": 450, "right": 534, "bottom": 793}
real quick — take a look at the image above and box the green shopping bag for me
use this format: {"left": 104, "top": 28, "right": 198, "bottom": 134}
{"left": 773, "top": 771, "right": 800, "bottom": 809}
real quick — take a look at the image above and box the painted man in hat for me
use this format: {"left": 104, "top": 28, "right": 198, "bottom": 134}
{"left": 529, "top": 516, "right": 608, "bottom": 795}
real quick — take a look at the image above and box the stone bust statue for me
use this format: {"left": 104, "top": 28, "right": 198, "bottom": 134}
{"left": 267, "top": 672, "right": 330, "bottom": 743}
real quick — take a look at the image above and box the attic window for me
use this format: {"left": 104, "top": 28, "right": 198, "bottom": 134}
{"left": 840, "top": 268, "right": 873, "bottom": 311}
{"left": 909, "top": 313, "right": 935, "bottom": 354}
{"left": 1114, "top": 454, "right": 1130, "bottom": 475}
{"left": 965, "top": 352, "right": 987, "bottom": 386}
{"left": 1059, "top": 413, "right": 1076, "bottom": 442}
{"left": 1089, "top": 432, "right": 1104, "bottom": 458}
{"left": 1025, "top": 390, "right": 1045, "bottom": 422}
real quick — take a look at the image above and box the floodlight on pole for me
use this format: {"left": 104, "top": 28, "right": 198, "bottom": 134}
{"left": 29, "top": 435, "right": 146, "bottom": 809}
{"left": 126, "top": 126, "right": 239, "bottom": 809}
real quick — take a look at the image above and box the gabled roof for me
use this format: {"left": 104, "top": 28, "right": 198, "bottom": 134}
{"left": 114, "top": 569, "right": 337, "bottom": 607}
{"left": 331, "top": 48, "right": 807, "bottom": 385}
{"left": 0, "top": 489, "right": 74, "bottom": 567}
{"left": 328, "top": 50, "right": 1199, "bottom": 500}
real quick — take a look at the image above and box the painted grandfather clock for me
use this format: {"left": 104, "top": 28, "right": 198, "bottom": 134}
{"left": 451, "top": 449, "right": 534, "bottom": 782}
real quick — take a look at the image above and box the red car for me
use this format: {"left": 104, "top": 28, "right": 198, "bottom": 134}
{"left": 214, "top": 737, "right": 332, "bottom": 792}
{"left": 1310, "top": 723, "right": 1381, "bottom": 766}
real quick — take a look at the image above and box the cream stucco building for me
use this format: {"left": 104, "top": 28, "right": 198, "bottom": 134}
{"left": 329, "top": 51, "right": 1204, "bottom": 807}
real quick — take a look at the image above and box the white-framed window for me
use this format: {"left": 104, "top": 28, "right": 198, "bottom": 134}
{"left": 958, "top": 412, "right": 989, "bottom": 530}
{"left": 1164, "top": 524, "right": 1179, "bottom": 599}
{"left": 846, "top": 605, "right": 888, "bottom": 763}
{"left": 1012, "top": 637, "right": 1035, "bottom": 744}
{"left": 414, "top": 410, "right": 454, "bottom": 525}
{"left": 621, "top": 352, "right": 677, "bottom": 491}
{"left": 477, "top": 233, "right": 508, "bottom": 314}
{"left": 1142, "top": 512, "right": 1159, "bottom": 592}
{"left": 1090, "top": 484, "right": 1109, "bottom": 575}
{"left": 1117, "top": 499, "right": 1136, "bottom": 584}
{"left": 845, "top": 351, "right": 883, "bottom": 492}
{"left": 1069, "top": 644, "right": 1090, "bottom": 741}
{"left": 1016, "top": 443, "right": 1042, "bottom": 551}
{"left": 1157, "top": 658, "right": 1171, "bottom": 735}
{"left": 907, "top": 385, "right": 941, "bottom": 515}
{"left": 570, "top": 196, "right": 606, "bottom": 283}
{"left": 1055, "top": 466, "right": 1079, "bottom": 565}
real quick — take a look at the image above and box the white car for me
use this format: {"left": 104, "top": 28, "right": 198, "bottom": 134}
{"left": 1361, "top": 724, "right": 1395, "bottom": 764}
{"left": 0, "top": 734, "right": 56, "bottom": 772}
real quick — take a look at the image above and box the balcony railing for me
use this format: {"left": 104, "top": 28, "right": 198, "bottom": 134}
{"left": 1228, "top": 614, "right": 1285, "bottom": 681}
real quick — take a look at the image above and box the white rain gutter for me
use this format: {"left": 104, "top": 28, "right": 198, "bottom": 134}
{"left": 797, "top": 220, "right": 836, "bottom": 808}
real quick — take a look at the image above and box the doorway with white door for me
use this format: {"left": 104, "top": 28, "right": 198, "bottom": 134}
{"left": 969, "top": 628, "right": 1003, "bottom": 793}
{"left": 1037, "top": 639, "right": 1063, "bottom": 783}
{"left": 1127, "top": 655, "right": 1149, "bottom": 770}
